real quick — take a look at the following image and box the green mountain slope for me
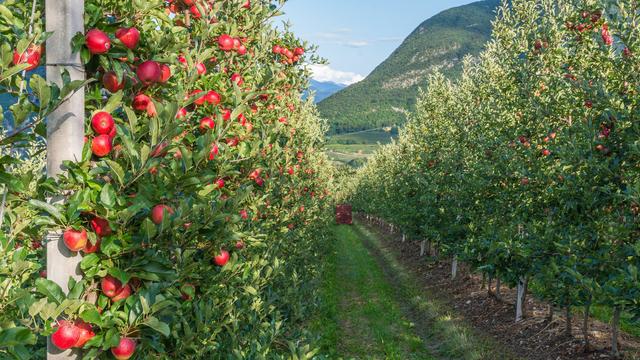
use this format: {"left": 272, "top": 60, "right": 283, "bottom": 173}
{"left": 318, "top": 0, "right": 499, "bottom": 134}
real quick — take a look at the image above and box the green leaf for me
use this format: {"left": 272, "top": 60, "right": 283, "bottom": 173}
{"left": 107, "top": 268, "right": 130, "bottom": 285}
{"left": 35, "top": 278, "right": 66, "bottom": 305}
{"left": 103, "top": 91, "right": 123, "bottom": 113}
{"left": 28, "top": 200, "right": 66, "bottom": 224}
{"left": 30, "top": 74, "right": 51, "bottom": 109}
{"left": 105, "top": 160, "right": 125, "bottom": 186}
{"left": 80, "top": 309, "right": 103, "bottom": 327}
{"left": 0, "top": 327, "right": 36, "bottom": 347}
{"left": 100, "top": 183, "right": 116, "bottom": 208}
{"left": 144, "top": 316, "right": 170, "bottom": 337}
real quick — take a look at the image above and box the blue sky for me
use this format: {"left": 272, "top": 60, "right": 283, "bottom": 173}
{"left": 279, "top": 0, "right": 478, "bottom": 84}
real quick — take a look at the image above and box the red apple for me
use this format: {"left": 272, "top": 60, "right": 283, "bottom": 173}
{"left": 111, "top": 337, "right": 136, "bottom": 360}
{"left": 199, "top": 117, "right": 215, "bottom": 131}
{"left": 101, "top": 275, "right": 123, "bottom": 298}
{"left": 151, "top": 204, "right": 174, "bottom": 225}
{"left": 176, "top": 107, "right": 188, "bottom": 119}
{"left": 205, "top": 90, "right": 221, "bottom": 105}
{"left": 213, "top": 249, "right": 230, "bottom": 266}
{"left": 196, "top": 62, "right": 207, "bottom": 75}
{"left": 85, "top": 29, "right": 111, "bottom": 54}
{"left": 102, "top": 71, "right": 125, "bottom": 93}
{"left": 83, "top": 237, "right": 101, "bottom": 254}
{"left": 230, "top": 73, "right": 244, "bottom": 86}
{"left": 90, "top": 217, "right": 112, "bottom": 237}
{"left": 215, "top": 178, "right": 225, "bottom": 188}
{"left": 133, "top": 94, "right": 152, "bottom": 111}
{"left": 111, "top": 284, "right": 132, "bottom": 302}
{"left": 208, "top": 144, "right": 219, "bottom": 160}
{"left": 218, "top": 34, "right": 234, "bottom": 51}
{"left": 63, "top": 228, "right": 87, "bottom": 252}
{"left": 137, "top": 60, "right": 162, "bottom": 86}
{"left": 221, "top": 109, "right": 231, "bottom": 121}
{"left": 160, "top": 64, "right": 172, "bottom": 83}
{"left": 272, "top": 45, "right": 282, "bottom": 54}
{"left": 116, "top": 27, "right": 140, "bottom": 50}
{"left": 188, "top": 90, "right": 206, "bottom": 106}
{"left": 73, "top": 320, "right": 95, "bottom": 348}
{"left": 13, "top": 44, "right": 42, "bottom": 71}
{"left": 91, "top": 112, "right": 115, "bottom": 135}
{"left": 51, "top": 321, "right": 80, "bottom": 350}
{"left": 294, "top": 47, "right": 304, "bottom": 56}
{"left": 92, "top": 135, "right": 112, "bottom": 157}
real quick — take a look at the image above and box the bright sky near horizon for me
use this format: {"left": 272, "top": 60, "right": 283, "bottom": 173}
{"left": 279, "top": 0, "right": 478, "bottom": 85}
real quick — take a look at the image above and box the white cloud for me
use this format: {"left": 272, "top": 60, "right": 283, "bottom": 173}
{"left": 309, "top": 64, "right": 364, "bottom": 85}
{"left": 344, "top": 40, "right": 369, "bottom": 48}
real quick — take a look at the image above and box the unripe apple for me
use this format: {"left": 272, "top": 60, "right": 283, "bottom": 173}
{"left": 91, "top": 112, "right": 115, "bottom": 135}
{"left": 85, "top": 29, "right": 111, "bottom": 54}
{"left": 151, "top": 204, "right": 174, "bottom": 225}
{"left": 111, "top": 337, "right": 136, "bottom": 360}
{"left": 213, "top": 249, "right": 230, "bottom": 266}
{"left": 115, "top": 27, "right": 140, "bottom": 50}
{"left": 137, "top": 60, "right": 162, "bottom": 86}
{"left": 51, "top": 321, "right": 80, "bottom": 350}
{"left": 63, "top": 228, "right": 87, "bottom": 252}
{"left": 92, "top": 135, "right": 113, "bottom": 157}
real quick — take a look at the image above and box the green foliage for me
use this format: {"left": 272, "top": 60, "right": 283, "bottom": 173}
{"left": 347, "top": 0, "right": 640, "bottom": 346}
{"left": 0, "top": 0, "right": 336, "bottom": 358}
{"left": 318, "top": 0, "right": 499, "bottom": 134}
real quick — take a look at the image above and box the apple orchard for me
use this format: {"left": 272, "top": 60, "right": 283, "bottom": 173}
{"left": 0, "top": 0, "right": 334, "bottom": 358}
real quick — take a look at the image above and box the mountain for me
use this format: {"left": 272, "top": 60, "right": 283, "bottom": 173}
{"left": 318, "top": 0, "right": 499, "bottom": 134}
{"left": 306, "top": 79, "right": 346, "bottom": 103}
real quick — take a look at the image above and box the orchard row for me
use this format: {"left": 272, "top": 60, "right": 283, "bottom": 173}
{"left": 346, "top": 0, "right": 640, "bottom": 355}
{"left": 1, "top": 0, "right": 333, "bottom": 358}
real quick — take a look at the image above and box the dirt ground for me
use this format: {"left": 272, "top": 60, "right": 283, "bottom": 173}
{"left": 358, "top": 215, "right": 640, "bottom": 360}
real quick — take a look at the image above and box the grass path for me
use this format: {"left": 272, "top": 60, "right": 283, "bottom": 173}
{"left": 311, "top": 223, "right": 516, "bottom": 360}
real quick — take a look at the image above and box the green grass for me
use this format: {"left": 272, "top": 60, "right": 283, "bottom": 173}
{"left": 310, "top": 223, "right": 515, "bottom": 359}
{"left": 311, "top": 224, "right": 434, "bottom": 359}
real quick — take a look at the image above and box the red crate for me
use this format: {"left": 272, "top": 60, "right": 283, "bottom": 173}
{"left": 335, "top": 204, "right": 352, "bottom": 225}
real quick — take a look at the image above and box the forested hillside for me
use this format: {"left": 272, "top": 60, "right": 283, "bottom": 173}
{"left": 318, "top": 0, "right": 499, "bottom": 134}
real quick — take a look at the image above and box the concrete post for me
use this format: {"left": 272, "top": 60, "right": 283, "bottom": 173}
{"left": 46, "top": 1, "right": 85, "bottom": 358}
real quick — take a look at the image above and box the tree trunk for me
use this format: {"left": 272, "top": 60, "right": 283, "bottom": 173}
{"left": 481, "top": 273, "right": 486, "bottom": 290}
{"left": 565, "top": 307, "right": 572, "bottom": 336}
{"left": 611, "top": 306, "right": 621, "bottom": 358}
{"left": 451, "top": 257, "right": 458, "bottom": 280}
{"left": 487, "top": 275, "right": 493, "bottom": 296}
{"left": 582, "top": 302, "right": 591, "bottom": 350}
{"left": 546, "top": 304, "right": 554, "bottom": 323}
{"left": 516, "top": 277, "right": 526, "bottom": 322}
{"left": 521, "top": 277, "right": 529, "bottom": 318}
{"left": 495, "top": 278, "right": 502, "bottom": 300}
{"left": 420, "top": 240, "right": 426, "bottom": 257}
